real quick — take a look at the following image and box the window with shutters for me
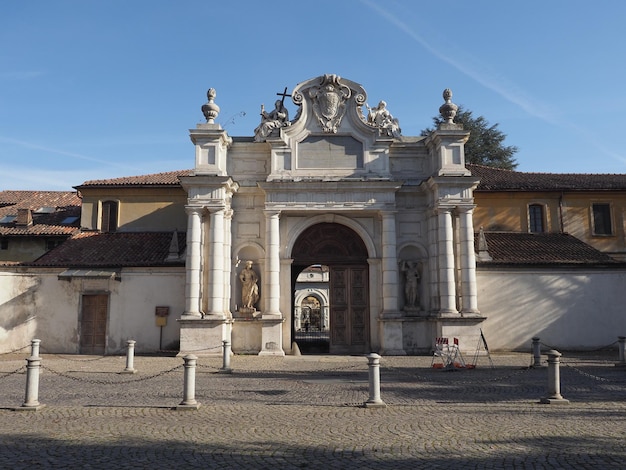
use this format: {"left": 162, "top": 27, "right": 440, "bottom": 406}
{"left": 592, "top": 203, "right": 612, "bottom": 236}
{"left": 528, "top": 204, "right": 545, "bottom": 233}
{"left": 101, "top": 200, "right": 118, "bottom": 232}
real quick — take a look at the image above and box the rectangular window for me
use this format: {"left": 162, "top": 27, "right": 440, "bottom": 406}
{"left": 528, "top": 204, "right": 544, "bottom": 233}
{"left": 592, "top": 203, "right": 612, "bottom": 235}
{"left": 101, "top": 201, "right": 118, "bottom": 232}
{"left": 0, "top": 238, "right": 8, "bottom": 250}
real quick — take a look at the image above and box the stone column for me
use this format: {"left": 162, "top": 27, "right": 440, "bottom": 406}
{"left": 457, "top": 206, "right": 479, "bottom": 314}
{"left": 380, "top": 211, "right": 399, "bottom": 317}
{"left": 183, "top": 206, "right": 203, "bottom": 318}
{"left": 264, "top": 210, "right": 282, "bottom": 316}
{"left": 260, "top": 210, "right": 284, "bottom": 356}
{"left": 223, "top": 209, "right": 233, "bottom": 316}
{"left": 438, "top": 207, "right": 457, "bottom": 314}
{"left": 206, "top": 208, "right": 225, "bottom": 318}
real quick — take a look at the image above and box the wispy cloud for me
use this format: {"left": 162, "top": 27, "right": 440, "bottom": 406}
{"left": 0, "top": 71, "right": 44, "bottom": 80}
{"left": 0, "top": 165, "right": 100, "bottom": 191}
{"left": 360, "top": 0, "right": 556, "bottom": 123}
{"left": 361, "top": 0, "right": 626, "bottom": 167}
{"left": 0, "top": 136, "right": 143, "bottom": 171}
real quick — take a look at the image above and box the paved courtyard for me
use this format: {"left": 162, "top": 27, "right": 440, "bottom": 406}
{"left": 1, "top": 349, "right": 625, "bottom": 469}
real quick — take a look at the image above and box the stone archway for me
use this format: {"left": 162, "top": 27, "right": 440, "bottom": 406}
{"left": 291, "top": 223, "right": 369, "bottom": 354}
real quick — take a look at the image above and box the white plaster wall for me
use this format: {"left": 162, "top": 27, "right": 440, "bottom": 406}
{"left": 0, "top": 270, "right": 41, "bottom": 352}
{"left": 0, "top": 267, "right": 185, "bottom": 354}
{"left": 477, "top": 268, "right": 626, "bottom": 351}
{"left": 108, "top": 269, "right": 185, "bottom": 353}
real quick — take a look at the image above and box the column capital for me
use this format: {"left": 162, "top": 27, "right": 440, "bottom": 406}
{"left": 456, "top": 205, "right": 476, "bottom": 214}
{"left": 433, "top": 205, "right": 454, "bottom": 216}
{"left": 263, "top": 209, "right": 282, "bottom": 218}
{"left": 184, "top": 205, "right": 205, "bottom": 216}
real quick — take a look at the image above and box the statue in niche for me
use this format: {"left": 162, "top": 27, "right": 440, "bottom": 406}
{"left": 253, "top": 99, "right": 290, "bottom": 142}
{"left": 239, "top": 260, "right": 260, "bottom": 312}
{"left": 401, "top": 260, "right": 421, "bottom": 310}
{"left": 366, "top": 100, "right": 401, "bottom": 137}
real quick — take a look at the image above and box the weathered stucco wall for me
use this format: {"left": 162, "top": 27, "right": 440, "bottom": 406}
{"left": 0, "top": 267, "right": 185, "bottom": 354}
{"left": 477, "top": 268, "right": 626, "bottom": 351}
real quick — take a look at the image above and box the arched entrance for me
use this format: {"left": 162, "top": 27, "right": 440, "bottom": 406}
{"left": 291, "top": 223, "right": 369, "bottom": 354}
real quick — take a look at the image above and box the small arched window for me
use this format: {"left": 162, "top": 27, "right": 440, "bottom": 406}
{"left": 528, "top": 204, "right": 544, "bottom": 233}
{"left": 101, "top": 200, "right": 118, "bottom": 232}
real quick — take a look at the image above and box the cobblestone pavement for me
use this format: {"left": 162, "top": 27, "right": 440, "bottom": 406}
{"left": 1, "top": 350, "right": 625, "bottom": 469}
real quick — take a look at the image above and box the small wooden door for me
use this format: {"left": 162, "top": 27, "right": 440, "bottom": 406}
{"left": 330, "top": 265, "right": 369, "bottom": 354}
{"left": 80, "top": 294, "right": 108, "bottom": 354}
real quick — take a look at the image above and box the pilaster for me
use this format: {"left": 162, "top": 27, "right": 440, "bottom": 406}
{"left": 205, "top": 208, "right": 226, "bottom": 319}
{"left": 182, "top": 206, "right": 204, "bottom": 318}
{"left": 437, "top": 207, "right": 457, "bottom": 315}
{"left": 458, "top": 206, "right": 480, "bottom": 314}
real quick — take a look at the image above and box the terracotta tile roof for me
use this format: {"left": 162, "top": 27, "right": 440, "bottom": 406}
{"left": 76, "top": 169, "right": 193, "bottom": 188}
{"left": 30, "top": 231, "right": 186, "bottom": 267}
{"left": 476, "top": 232, "right": 620, "bottom": 265}
{"left": 0, "top": 190, "right": 81, "bottom": 236}
{"left": 468, "top": 164, "right": 626, "bottom": 191}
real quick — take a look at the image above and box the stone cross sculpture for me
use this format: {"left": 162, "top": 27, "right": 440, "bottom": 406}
{"left": 253, "top": 87, "right": 292, "bottom": 142}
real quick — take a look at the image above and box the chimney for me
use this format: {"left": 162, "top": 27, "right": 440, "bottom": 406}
{"left": 16, "top": 208, "right": 33, "bottom": 227}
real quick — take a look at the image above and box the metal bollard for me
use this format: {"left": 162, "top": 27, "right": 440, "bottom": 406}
{"left": 121, "top": 340, "right": 137, "bottom": 374}
{"left": 539, "top": 349, "right": 569, "bottom": 404}
{"left": 531, "top": 337, "right": 543, "bottom": 368}
{"left": 363, "top": 353, "right": 386, "bottom": 408}
{"left": 18, "top": 353, "right": 45, "bottom": 411}
{"left": 616, "top": 336, "right": 626, "bottom": 368}
{"left": 176, "top": 354, "right": 200, "bottom": 410}
{"left": 219, "top": 340, "right": 232, "bottom": 374}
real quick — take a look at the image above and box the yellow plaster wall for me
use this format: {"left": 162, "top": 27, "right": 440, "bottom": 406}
{"left": 473, "top": 190, "right": 626, "bottom": 258}
{"left": 80, "top": 187, "right": 188, "bottom": 232}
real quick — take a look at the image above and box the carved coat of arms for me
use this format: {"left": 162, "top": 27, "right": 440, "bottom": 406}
{"left": 308, "top": 74, "right": 351, "bottom": 133}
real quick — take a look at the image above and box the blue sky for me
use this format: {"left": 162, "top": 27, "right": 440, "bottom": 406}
{"left": 2, "top": 1, "right": 625, "bottom": 190}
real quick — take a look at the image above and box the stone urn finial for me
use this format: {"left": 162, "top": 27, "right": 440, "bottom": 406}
{"left": 201, "top": 88, "right": 220, "bottom": 124}
{"left": 439, "top": 88, "right": 458, "bottom": 124}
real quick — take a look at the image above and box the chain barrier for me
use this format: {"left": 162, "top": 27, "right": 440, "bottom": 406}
{"left": 0, "top": 365, "right": 26, "bottom": 379}
{"left": 0, "top": 344, "right": 31, "bottom": 356}
{"left": 560, "top": 360, "right": 626, "bottom": 384}
{"left": 196, "top": 360, "right": 367, "bottom": 376}
{"left": 382, "top": 362, "right": 534, "bottom": 385}
{"left": 540, "top": 340, "right": 619, "bottom": 356}
{"left": 41, "top": 363, "right": 183, "bottom": 386}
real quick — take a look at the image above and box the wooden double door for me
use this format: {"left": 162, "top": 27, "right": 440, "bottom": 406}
{"left": 329, "top": 265, "right": 369, "bottom": 354}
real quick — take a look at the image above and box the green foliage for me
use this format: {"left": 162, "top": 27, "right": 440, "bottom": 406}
{"left": 422, "top": 106, "right": 519, "bottom": 170}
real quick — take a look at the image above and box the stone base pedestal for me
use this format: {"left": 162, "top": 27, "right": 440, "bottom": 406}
{"left": 379, "top": 313, "right": 486, "bottom": 356}
{"left": 178, "top": 318, "right": 231, "bottom": 356}
{"left": 379, "top": 318, "right": 406, "bottom": 355}
{"left": 259, "top": 315, "right": 285, "bottom": 356}
{"left": 439, "top": 314, "right": 487, "bottom": 355}
{"left": 232, "top": 317, "right": 263, "bottom": 354}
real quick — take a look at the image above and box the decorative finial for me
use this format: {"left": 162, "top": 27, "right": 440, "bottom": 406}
{"left": 201, "top": 88, "right": 220, "bottom": 124}
{"left": 439, "top": 88, "right": 458, "bottom": 124}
